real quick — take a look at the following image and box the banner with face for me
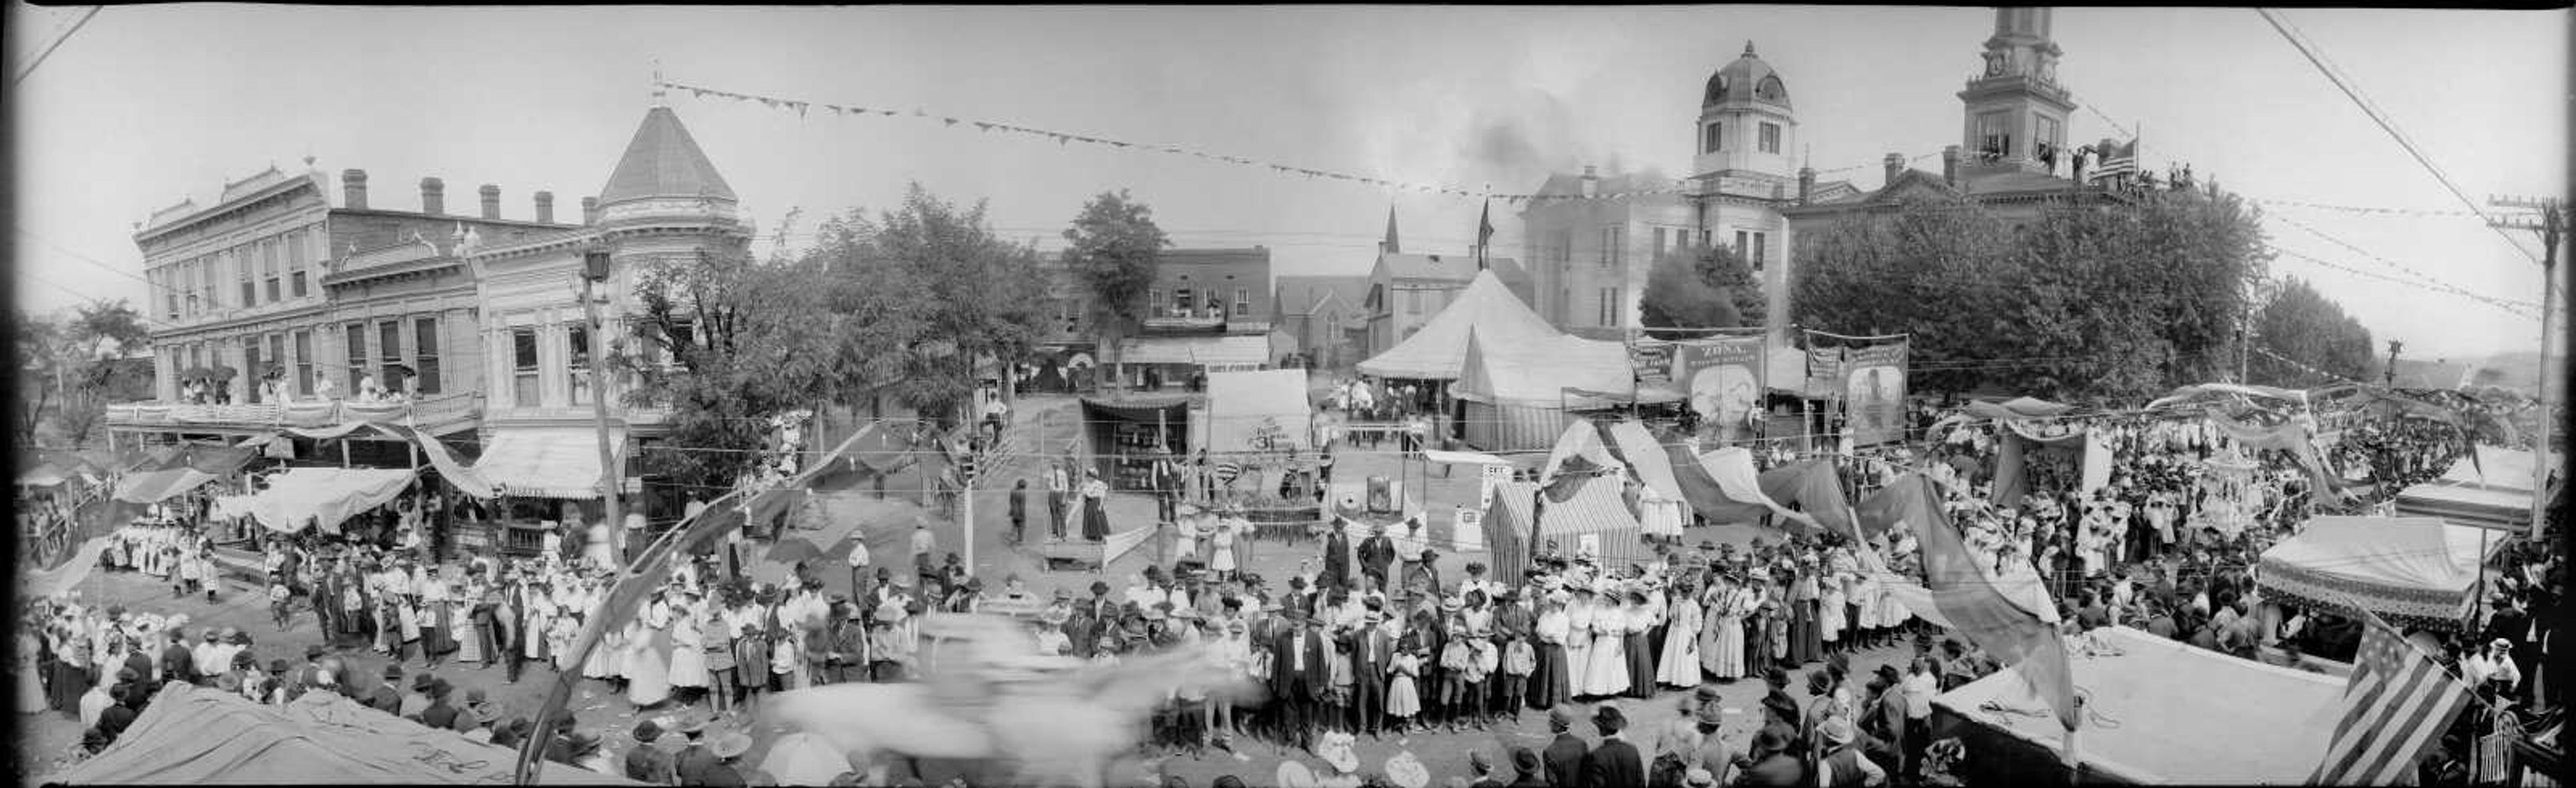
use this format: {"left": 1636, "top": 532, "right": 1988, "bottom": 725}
{"left": 1843, "top": 342, "right": 1909, "bottom": 446}
{"left": 1676, "top": 338, "right": 1766, "bottom": 442}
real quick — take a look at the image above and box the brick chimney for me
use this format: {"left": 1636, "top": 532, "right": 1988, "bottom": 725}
{"left": 341, "top": 169, "right": 369, "bottom": 210}
{"left": 420, "top": 177, "right": 445, "bottom": 215}
{"left": 533, "top": 191, "right": 555, "bottom": 224}
{"left": 1942, "top": 146, "right": 1963, "bottom": 188}
{"left": 1797, "top": 166, "right": 1816, "bottom": 205}
{"left": 1883, "top": 154, "right": 1905, "bottom": 187}
{"left": 580, "top": 197, "right": 600, "bottom": 226}
{"left": 478, "top": 185, "right": 502, "bottom": 219}
{"left": 1580, "top": 165, "right": 1599, "bottom": 199}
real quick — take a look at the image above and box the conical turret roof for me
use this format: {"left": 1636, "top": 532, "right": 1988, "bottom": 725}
{"left": 598, "top": 107, "right": 737, "bottom": 207}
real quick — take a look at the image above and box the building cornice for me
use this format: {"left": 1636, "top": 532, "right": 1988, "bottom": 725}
{"left": 135, "top": 175, "right": 326, "bottom": 246}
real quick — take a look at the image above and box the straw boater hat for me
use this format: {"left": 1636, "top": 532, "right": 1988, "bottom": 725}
{"left": 1314, "top": 732, "right": 1362, "bottom": 774}
{"left": 712, "top": 731, "right": 755, "bottom": 759}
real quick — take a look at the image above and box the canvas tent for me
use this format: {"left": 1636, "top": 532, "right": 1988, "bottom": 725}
{"left": 1931, "top": 626, "right": 2344, "bottom": 785}
{"left": 1357, "top": 270, "right": 1562, "bottom": 381}
{"left": 46, "top": 682, "right": 639, "bottom": 785}
{"left": 218, "top": 466, "right": 419, "bottom": 534}
{"left": 1485, "top": 475, "right": 1648, "bottom": 585}
{"left": 1454, "top": 334, "right": 1678, "bottom": 452}
{"left": 1203, "top": 368, "right": 1316, "bottom": 454}
{"left": 2255, "top": 515, "right": 2497, "bottom": 631}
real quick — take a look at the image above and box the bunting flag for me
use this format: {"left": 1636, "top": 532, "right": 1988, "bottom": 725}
{"left": 653, "top": 78, "right": 1919, "bottom": 204}
{"left": 1918, "top": 485, "right": 2078, "bottom": 733}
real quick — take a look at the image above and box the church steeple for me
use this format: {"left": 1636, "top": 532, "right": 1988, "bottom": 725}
{"left": 1957, "top": 7, "right": 2077, "bottom": 178}
{"left": 1381, "top": 205, "right": 1401, "bottom": 254}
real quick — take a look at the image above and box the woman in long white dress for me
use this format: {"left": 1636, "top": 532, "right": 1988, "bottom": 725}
{"left": 452, "top": 583, "right": 484, "bottom": 665}
{"left": 19, "top": 630, "right": 50, "bottom": 713}
{"left": 1580, "top": 581, "right": 1631, "bottom": 697}
{"left": 1208, "top": 515, "right": 1240, "bottom": 582}
{"left": 1561, "top": 586, "right": 1596, "bottom": 699}
{"left": 1655, "top": 582, "right": 1703, "bottom": 689}
{"left": 625, "top": 595, "right": 673, "bottom": 707}
{"left": 667, "top": 592, "right": 708, "bottom": 698}
{"left": 1819, "top": 551, "right": 1849, "bottom": 656}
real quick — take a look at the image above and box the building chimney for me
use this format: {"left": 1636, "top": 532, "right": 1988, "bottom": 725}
{"left": 341, "top": 169, "right": 369, "bottom": 210}
{"left": 1883, "top": 154, "right": 1905, "bottom": 187}
{"left": 1942, "top": 146, "right": 1963, "bottom": 188}
{"left": 533, "top": 191, "right": 555, "bottom": 224}
{"left": 580, "top": 197, "right": 600, "bottom": 226}
{"left": 478, "top": 185, "right": 502, "bottom": 219}
{"left": 1580, "top": 165, "right": 1599, "bottom": 198}
{"left": 420, "top": 177, "right": 445, "bottom": 215}
{"left": 1797, "top": 166, "right": 1816, "bottom": 205}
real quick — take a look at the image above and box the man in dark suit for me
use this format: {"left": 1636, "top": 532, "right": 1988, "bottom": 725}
{"left": 368, "top": 665, "right": 404, "bottom": 714}
{"left": 494, "top": 577, "right": 526, "bottom": 683}
{"left": 1507, "top": 747, "right": 1551, "bottom": 788}
{"left": 672, "top": 718, "right": 718, "bottom": 785}
{"left": 1578, "top": 703, "right": 1645, "bottom": 788}
{"left": 1542, "top": 706, "right": 1588, "bottom": 788}
{"left": 1269, "top": 607, "right": 1332, "bottom": 752}
{"left": 1736, "top": 728, "right": 1806, "bottom": 788}
{"left": 1344, "top": 607, "right": 1393, "bottom": 737}
{"left": 158, "top": 632, "right": 197, "bottom": 686}
{"left": 418, "top": 679, "right": 462, "bottom": 730}
{"left": 1320, "top": 519, "right": 1354, "bottom": 593}
{"left": 1356, "top": 523, "right": 1397, "bottom": 595}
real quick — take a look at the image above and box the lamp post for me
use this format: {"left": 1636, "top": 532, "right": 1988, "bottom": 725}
{"left": 580, "top": 250, "right": 626, "bottom": 545}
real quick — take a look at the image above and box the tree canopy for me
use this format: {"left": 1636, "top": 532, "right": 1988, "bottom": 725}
{"left": 2249, "top": 276, "right": 2377, "bottom": 387}
{"left": 1062, "top": 190, "right": 1169, "bottom": 364}
{"left": 1792, "top": 184, "right": 2271, "bottom": 403}
{"left": 1641, "top": 244, "right": 1766, "bottom": 338}
{"left": 13, "top": 299, "right": 151, "bottom": 447}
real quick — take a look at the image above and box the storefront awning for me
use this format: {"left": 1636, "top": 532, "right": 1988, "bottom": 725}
{"left": 474, "top": 427, "right": 626, "bottom": 499}
{"left": 1118, "top": 335, "right": 1271, "bottom": 367}
{"left": 231, "top": 467, "right": 418, "bottom": 534}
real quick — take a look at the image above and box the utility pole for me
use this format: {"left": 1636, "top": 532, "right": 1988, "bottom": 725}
{"left": 2383, "top": 341, "right": 2404, "bottom": 387}
{"left": 580, "top": 251, "right": 626, "bottom": 559}
{"left": 2490, "top": 195, "right": 2563, "bottom": 538}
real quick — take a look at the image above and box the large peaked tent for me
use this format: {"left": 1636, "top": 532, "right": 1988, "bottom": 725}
{"left": 1357, "top": 270, "right": 1561, "bottom": 381}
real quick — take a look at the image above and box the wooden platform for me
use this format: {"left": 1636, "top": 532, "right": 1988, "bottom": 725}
{"left": 1028, "top": 538, "right": 1111, "bottom": 572}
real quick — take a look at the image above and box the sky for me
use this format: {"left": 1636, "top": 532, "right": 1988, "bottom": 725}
{"left": 10, "top": 5, "right": 2569, "bottom": 362}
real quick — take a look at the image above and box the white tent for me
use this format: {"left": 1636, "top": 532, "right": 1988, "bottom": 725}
{"left": 1454, "top": 332, "right": 1665, "bottom": 409}
{"left": 2255, "top": 515, "right": 2498, "bottom": 630}
{"left": 1203, "top": 368, "right": 1316, "bottom": 453}
{"left": 1357, "top": 270, "right": 1561, "bottom": 381}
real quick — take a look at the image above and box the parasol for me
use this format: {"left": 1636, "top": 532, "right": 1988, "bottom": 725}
{"left": 758, "top": 731, "right": 855, "bottom": 785}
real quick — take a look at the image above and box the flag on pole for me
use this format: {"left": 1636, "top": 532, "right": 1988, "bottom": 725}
{"left": 1917, "top": 494, "right": 2078, "bottom": 732}
{"left": 2307, "top": 614, "right": 2477, "bottom": 785}
{"left": 1476, "top": 198, "right": 1495, "bottom": 270}
{"left": 2091, "top": 139, "right": 2139, "bottom": 179}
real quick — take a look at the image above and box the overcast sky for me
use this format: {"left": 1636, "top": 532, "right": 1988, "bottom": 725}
{"left": 11, "top": 5, "right": 2567, "bottom": 361}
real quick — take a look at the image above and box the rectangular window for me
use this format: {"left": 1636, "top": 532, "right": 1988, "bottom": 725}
{"left": 1704, "top": 122, "right": 1723, "bottom": 153}
{"left": 413, "top": 317, "right": 441, "bottom": 395}
{"left": 1404, "top": 289, "right": 1421, "bottom": 316}
{"left": 1233, "top": 287, "right": 1249, "bottom": 318}
{"left": 512, "top": 328, "right": 541, "bottom": 407}
{"left": 1653, "top": 228, "right": 1667, "bottom": 259}
{"left": 266, "top": 334, "right": 283, "bottom": 395}
{"left": 568, "top": 325, "right": 592, "bottom": 407}
{"left": 1701, "top": 230, "right": 1713, "bottom": 248}
{"left": 286, "top": 230, "right": 308, "bottom": 297}
{"left": 1147, "top": 289, "right": 1163, "bottom": 317}
{"left": 344, "top": 323, "right": 368, "bottom": 393}
{"left": 2035, "top": 115, "right": 2061, "bottom": 165}
{"left": 1736, "top": 230, "right": 1750, "bottom": 254}
{"left": 241, "top": 338, "right": 262, "bottom": 404}
{"left": 293, "top": 330, "right": 313, "bottom": 396}
{"left": 1977, "top": 112, "right": 2011, "bottom": 160}
{"left": 1172, "top": 288, "right": 1193, "bottom": 315}
{"left": 1759, "top": 122, "right": 1782, "bottom": 154}
{"left": 1752, "top": 232, "right": 1768, "bottom": 273}
{"left": 379, "top": 321, "right": 405, "bottom": 394}
{"left": 161, "top": 272, "right": 178, "bottom": 320}
{"left": 263, "top": 238, "right": 282, "bottom": 303}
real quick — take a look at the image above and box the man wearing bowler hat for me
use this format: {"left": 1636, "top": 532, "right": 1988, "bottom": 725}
{"left": 1542, "top": 705, "right": 1588, "bottom": 788}
{"left": 1580, "top": 702, "right": 1646, "bottom": 788}
{"left": 1269, "top": 605, "right": 1332, "bottom": 752}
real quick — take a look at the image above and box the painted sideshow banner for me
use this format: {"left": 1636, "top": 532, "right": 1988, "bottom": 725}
{"left": 1843, "top": 342, "right": 1909, "bottom": 446}
{"left": 1806, "top": 345, "right": 1845, "bottom": 401}
{"left": 1627, "top": 339, "right": 1676, "bottom": 386}
{"left": 1676, "top": 338, "right": 1766, "bottom": 442}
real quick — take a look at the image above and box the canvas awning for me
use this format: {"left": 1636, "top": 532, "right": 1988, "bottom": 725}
{"left": 17, "top": 464, "right": 68, "bottom": 487}
{"left": 233, "top": 466, "right": 418, "bottom": 534}
{"left": 1118, "top": 334, "right": 1271, "bottom": 367}
{"left": 44, "top": 682, "right": 637, "bottom": 785}
{"left": 2396, "top": 483, "right": 2536, "bottom": 532}
{"left": 2439, "top": 445, "right": 2561, "bottom": 493}
{"left": 111, "top": 444, "right": 260, "bottom": 504}
{"left": 2256, "top": 515, "right": 2497, "bottom": 630}
{"left": 1203, "top": 368, "right": 1314, "bottom": 453}
{"left": 472, "top": 427, "right": 626, "bottom": 499}
{"left": 1422, "top": 449, "right": 1510, "bottom": 466}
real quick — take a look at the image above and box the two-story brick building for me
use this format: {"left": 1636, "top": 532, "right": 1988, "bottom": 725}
{"left": 1114, "top": 247, "right": 1276, "bottom": 389}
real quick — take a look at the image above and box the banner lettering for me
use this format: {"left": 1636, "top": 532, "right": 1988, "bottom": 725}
{"left": 1843, "top": 342, "right": 1910, "bottom": 446}
{"left": 1675, "top": 338, "right": 1767, "bottom": 441}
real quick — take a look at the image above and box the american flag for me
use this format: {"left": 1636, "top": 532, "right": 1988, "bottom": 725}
{"left": 2092, "top": 139, "right": 2139, "bottom": 179}
{"left": 2308, "top": 617, "right": 2475, "bottom": 785}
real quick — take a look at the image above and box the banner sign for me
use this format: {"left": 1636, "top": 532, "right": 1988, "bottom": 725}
{"left": 1479, "top": 463, "right": 1512, "bottom": 509}
{"left": 1627, "top": 339, "right": 1676, "bottom": 386}
{"left": 1675, "top": 338, "right": 1766, "bottom": 438}
{"left": 1807, "top": 346, "right": 1845, "bottom": 401}
{"left": 1451, "top": 507, "right": 1486, "bottom": 552}
{"left": 1843, "top": 342, "right": 1910, "bottom": 446}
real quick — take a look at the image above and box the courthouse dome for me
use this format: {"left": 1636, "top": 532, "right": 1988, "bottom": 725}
{"left": 1703, "top": 42, "right": 1792, "bottom": 111}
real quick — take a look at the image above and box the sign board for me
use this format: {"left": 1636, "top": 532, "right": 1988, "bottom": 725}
{"left": 1452, "top": 507, "right": 1486, "bottom": 553}
{"left": 1576, "top": 533, "right": 1602, "bottom": 560}
{"left": 1675, "top": 337, "right": 1767, "bottom": 440}
{"left": 1627, "top": 340, "right": 1676, "bottom": 386}
{"left": 1479, "top": 463, "right": 1512, "bottom": 509}
{"left": 1806, "top": 346, "right": 1845, "bottom": 399}
{"left": 1843, "top": 342, "right": 1909, "bottom": 446}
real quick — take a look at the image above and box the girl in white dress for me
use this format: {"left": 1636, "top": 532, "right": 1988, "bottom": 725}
{"left": 1208, "top": 515, "right": 1240, "bottom": 581}
{"left": 1656, "top": 582, "right": 1703, "bottom": 689}
{"left": 1820, "top": 551, "right": 1849, "bottom": 656}
{"left": 1702, "top": 577, "right": 1748, "bottom": 680}
{"left": 667, "top": 592, "right": 709, "bottom": 695}
{"left": 625, "top": 597, "right": 672, "bottom": 707}
{"left": 452, "top": 585, "right": 484, "bottom": 664}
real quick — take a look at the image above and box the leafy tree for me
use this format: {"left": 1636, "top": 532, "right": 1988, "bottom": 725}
{"left": 1061, "top": 190, "right": 1169, "bottom": 370}
{"left": 812, "top": 183, "right": 1056, "bottom": 428}
{"left": 616, "top": 239, "right": 835, "bottom": 493}
{"left": 13, "top": 299, "right": 150, "bottom": 447}
{"left": 2249, "top": 276, "right": 2377, "bottom": 387}
{"left": 1640, "top": 244, "right": 1768, "bottom": 337}
{"left": 1792, "top": 183, "right": 2269, "bottom": 403}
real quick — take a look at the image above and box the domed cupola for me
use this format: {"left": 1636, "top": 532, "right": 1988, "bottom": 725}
{"left": 1703, "top": 42, "right": 1791, "bottom": 111}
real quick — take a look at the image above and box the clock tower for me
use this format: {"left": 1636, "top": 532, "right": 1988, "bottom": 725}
{"left": 1957, "top": 7, "right": 2077, "bottom": 179}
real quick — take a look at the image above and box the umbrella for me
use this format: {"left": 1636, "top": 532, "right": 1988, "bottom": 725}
{"left": 758, "top": 732, "right": 854, "bottom": 786}
{"left": 763, "top": 536, "right": 828, "bottom": 564}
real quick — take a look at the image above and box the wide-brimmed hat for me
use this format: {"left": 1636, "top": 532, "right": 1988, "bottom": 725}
{"left": 566, "top": 731, "right": 604, "bottom": 756}
{"left": 712, "top": 731, "right": 754, "bottom": 759}
{"left": 1819, "top": 716, "right": 1856, "bottom": 747}
{"left": 382, "top": 665, "right": 405, "bottom": 680}
{"left": 1314, "top": 732, "right": 1360, "bottom": 774}
{"left": 1591, "top": 702, "right": 1627, "bottom": 730}
{"left": 633, "top": 720, "right": 663, "bottom": 743}
{"left": 413, "top": 674, "right": 437, "bottom": 692}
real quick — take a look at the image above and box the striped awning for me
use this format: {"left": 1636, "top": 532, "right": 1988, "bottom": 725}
{"left": 1117, "top": 335, "right": 1270, "bottom": 367}
{"left": 472, "top": 427, "right": 626, "bottom": 499}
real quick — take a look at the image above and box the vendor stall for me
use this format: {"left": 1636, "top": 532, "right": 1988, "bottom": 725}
{"left": 1929, "top": 626, "right": 2345, "bottom": 785}
{"left": 1079, "top": 394, "right": 1192, "bottom": 491}
{"left": 2255, "top": 515, "right": 2500, "bottom": 632}
{"left": 1485, "top": 474, "right": 1648, "bottom": 585}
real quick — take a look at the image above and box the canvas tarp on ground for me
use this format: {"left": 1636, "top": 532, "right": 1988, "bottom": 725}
{"left": 2438, "top": 445, "right": 2561, "bottom": 493}
{"left": 1358, "top": 270, "right": 1562, "bottom": 381}
{"left": 225, "top": 466, "right": 418, "bottom": 534}
{"left": 2256, "top": 515, "right": 2496, "bottom": 630}
{"left": 1930, "top": 626, "right": 2343, "bottom": 785}
{"left": 45, "top": 681, "right": 639, "bottom": 785}
{"left": 1203, "top": 368, "right": 1315, "bottom": 454}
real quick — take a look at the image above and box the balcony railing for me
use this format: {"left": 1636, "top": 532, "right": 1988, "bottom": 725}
{"left": 105, "top": 391, "right": 484, "bottom": 430}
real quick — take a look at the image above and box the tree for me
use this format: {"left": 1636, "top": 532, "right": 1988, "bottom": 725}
{"left": 2249, "top": 276, "right": 2377, "bottom": 387}
{"left": 812, "top": 183, "right": 1057, "bottom": 428}
{"left": 1638, "top": 244, "right": 1766, "bottom": 337}
{"left": 1062, "top": 190, "right": 1169, "bottom": 373}
{"left": 13, "top": 299, "right": 150, "bottom": 447}
{"left": 1792, "top": 184, "right": 2270, "bottom": 403}
{"left": 616, "top": 239, "right": 839, "bottom": 493}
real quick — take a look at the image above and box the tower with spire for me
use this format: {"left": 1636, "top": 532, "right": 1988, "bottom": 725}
{"left": 1381, "top": 205, "right": 1401, "bottom": 255}
{"left": 1957, "top": 7, "right": 2077, "bottom": 177}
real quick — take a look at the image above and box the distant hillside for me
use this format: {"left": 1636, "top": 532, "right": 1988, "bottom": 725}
{"left": 2391, "top": 351, "right": 2559, "bottom": 397}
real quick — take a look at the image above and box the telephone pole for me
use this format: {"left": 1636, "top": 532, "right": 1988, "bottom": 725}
{"left": 2489, "top": 195, "right": 2563, "bottom": 537}
{"left": 2383, "top": 340, "right": 2404, "bottom": 387}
